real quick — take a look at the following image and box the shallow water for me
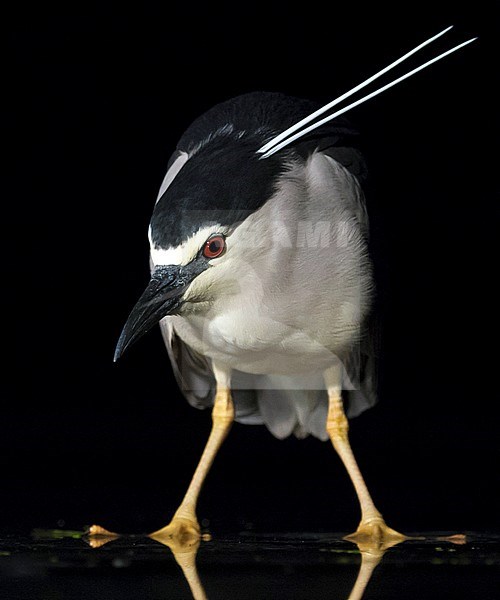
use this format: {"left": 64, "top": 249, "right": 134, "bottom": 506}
{"left": 0, "top": 530, "right": 498, "bottom": 599}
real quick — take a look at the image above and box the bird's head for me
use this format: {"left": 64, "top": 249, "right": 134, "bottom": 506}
{"left": 114, "top": 134, "right": 289, "bottom": 361}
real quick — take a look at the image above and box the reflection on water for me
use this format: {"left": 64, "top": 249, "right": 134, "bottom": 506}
{"left": 86, "top": 526, "right": 469, "bottom": 600}
{"left": 162, "top": 535, "right": 391, "bottom": 600}
{"left": 147, "top": 533, "right": 392, "bottom": 600}
{"left": 149, "top": 532, "right": 207, "bottom": 600}
{"left": 0, "top": 528, "right": 497, "bottom": 600}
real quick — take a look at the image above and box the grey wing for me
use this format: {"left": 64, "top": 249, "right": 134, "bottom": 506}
{"left": 322, "top": 144, "right": 368, "bottom": 186}
{"left": 343, "top": 313, "right": 380, "bottom": 418}
{"left": 159, "top": 318, "right": 214, "bottom": 410}
{"left": 320, "top": 146, "right": 377, "bottom": 417}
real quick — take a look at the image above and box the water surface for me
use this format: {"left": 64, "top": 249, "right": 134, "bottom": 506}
{"left": 0, "top": 530, "right": 498, "bottom": 599}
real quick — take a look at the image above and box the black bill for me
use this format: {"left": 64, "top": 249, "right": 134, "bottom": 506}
{"left": 114, "top": 260, "right": 207, "bottom": 361}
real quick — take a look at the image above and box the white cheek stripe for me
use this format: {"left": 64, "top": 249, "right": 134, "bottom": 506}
{"left": 150, "top": 246, "right": 185, "bottom": 266}
{"left": 155, "top": 151, "right": 190, "bottom": 204}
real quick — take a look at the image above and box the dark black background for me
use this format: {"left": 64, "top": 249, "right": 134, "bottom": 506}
{"left": 4, "top": 3, "right": 498, "bottom": 537}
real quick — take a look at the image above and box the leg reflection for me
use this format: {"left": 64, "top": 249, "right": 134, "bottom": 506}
{"left": 151, "top": 533, "right": 208, "bottom": 600}
{"left": 346, "top": 537, "right": 405, "bottom": 600}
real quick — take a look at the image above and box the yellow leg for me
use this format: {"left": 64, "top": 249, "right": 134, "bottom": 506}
{"left": 324, "top": 364, "right": 406, "bottom": 544}
{"left": 150, "top": 362, "right": 234, "bottom": 546}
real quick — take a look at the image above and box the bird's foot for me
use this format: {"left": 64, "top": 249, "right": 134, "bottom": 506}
{"left": 345, "top": 517, "right": 407, "bottom": 552}
{"left": 149, "top": 516, "right": 202, "bottom": 552}
{"left": 86, "top": 524, "right": 121, "bottom": 548}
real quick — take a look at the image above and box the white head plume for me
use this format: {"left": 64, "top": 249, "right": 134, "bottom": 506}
{"left": 258, "top": 27, "right": 477, "bottom": 159}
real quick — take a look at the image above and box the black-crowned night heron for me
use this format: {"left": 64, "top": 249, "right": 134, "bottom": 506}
{"left": 114, "top": 28, "right": 475, "bottom": 544}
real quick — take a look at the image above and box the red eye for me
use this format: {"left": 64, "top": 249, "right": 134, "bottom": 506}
{"left": 203, "top": 234, "right": 226, "bottom": 259}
